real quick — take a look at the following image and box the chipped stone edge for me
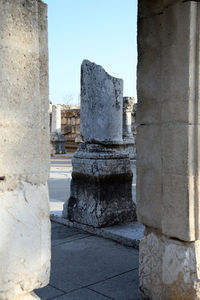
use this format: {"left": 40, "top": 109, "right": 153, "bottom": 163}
{"left": 50, "top": 214, "right": 141, "bottom": 250}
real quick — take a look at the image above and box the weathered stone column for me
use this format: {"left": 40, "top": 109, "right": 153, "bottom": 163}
{"left": 137, "top": 1, "right": 200, "bottom": 299}
{"left": 51, "top": 105, "right": 61, "bottom": 134}
{"left": 62, "top": 60, "right": 136, "bottom": 227}
{"left": 0, "top": 1, "right": 50, "bottom": 299}
{"left": 51, "top": 105, "right": 66, "bottom": 155}
{"left": 123, "top": 97, "right": 136, "bottom": 159}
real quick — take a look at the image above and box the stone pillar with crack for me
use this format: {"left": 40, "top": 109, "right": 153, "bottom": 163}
{"left": 62, "top": 60, "right": 136, "bottom": 227}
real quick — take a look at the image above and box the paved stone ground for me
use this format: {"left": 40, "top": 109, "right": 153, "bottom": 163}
{"left": 35, "top": 221, "right": 140, "bottom": 300}
{"left": 35, "top": 157, "right": 140, "bottom": 299}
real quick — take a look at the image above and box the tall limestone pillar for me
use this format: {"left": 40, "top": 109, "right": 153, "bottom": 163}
{"left": 0, "top": 1, "right": 50, "bottom": 299}
{"left": 62, "top": 60, "right": 136, "bottom": 227}
{"left": 137, "top": 1, "right": 200, "bottom": 299}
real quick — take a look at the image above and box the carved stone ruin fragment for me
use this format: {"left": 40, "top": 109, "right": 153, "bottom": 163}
{"left": 62, "top": 60, "right": 136, "bottom": 227}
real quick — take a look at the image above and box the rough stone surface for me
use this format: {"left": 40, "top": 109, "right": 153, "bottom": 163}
{"left": 63, "top": 144, "right": 136, "bottom": 227}
{"left": 0, "top": 1, "right": 50, "bottom": 299}
{"left": 137, "top": 1, "right": 200, "bottom": 298}
{"left": 137, "top": 0, "right": 200, "bottom": 241}
{"left": 0, "top": 182, "right": 50, "bottom": 300}
{"left": 140, "top": 230, "right": 200, "bottom": 300}
{"left": 80, "top": 60, "right": 123, "bottom": 145}
{"left": 12, "top": 292, "right": 40, "bottom": 300}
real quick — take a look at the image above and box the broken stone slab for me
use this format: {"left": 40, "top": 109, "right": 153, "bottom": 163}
{"left": 80, "top": 60, "right": 123, "bottom": 145}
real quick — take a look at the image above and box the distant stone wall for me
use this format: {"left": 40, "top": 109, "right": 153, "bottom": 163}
{"left": 61, "top": 106, "right": 81, "bottom": 152}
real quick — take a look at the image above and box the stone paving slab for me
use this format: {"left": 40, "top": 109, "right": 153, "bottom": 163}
{"left": 89, "top": 269, "right": 140, "bottom": 300}
{"left": 51, "top": 215, "right": 144, "bottom": 250}
{"left": 50, "top": 288, "right": 110, "bottom": 300}
{"left": 35, "top": 221, "right": 139, "bottom": 300}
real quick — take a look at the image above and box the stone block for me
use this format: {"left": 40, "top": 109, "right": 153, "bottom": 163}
{"left": 76, "top": 118, "right": 80, "bottom": 125}
{"left": 161, "top": 2, "right": 196, "bottom": 124}
{"left": 137, "top": 13, "right": 162, "bottom": 124}
{"left": 136, "top": 125, "right": 162, "bottom": 230}
{"left": 162, "top": 124, "right": 189, "bottom": 176}
{"left": 71, "top": 118, "right": 76, "bottom": 125}
{"left": 139, "top": 230, "right": 200, "bottom": 299}
{"left": 162, "top": 174, "right": 196, "bottom": 241}
{"left": 0, "top": 182, "right": 50, "bottom": 300}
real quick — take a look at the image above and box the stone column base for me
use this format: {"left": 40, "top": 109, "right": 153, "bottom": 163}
{"left": 11, "top": 292, "right": 40, "bottom": 300}
{"left": 62, "top": 143, "right": 136, "bottom": 227}
{"left": 139, "top": 229, "right": 200, "bottom": 300}
{"left": 51, "top": 133, "right": 67, "bottom": 154}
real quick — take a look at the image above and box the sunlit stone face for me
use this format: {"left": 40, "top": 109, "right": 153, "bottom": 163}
{"left": 0, "top": 1, "right": 50, "bottom": 299}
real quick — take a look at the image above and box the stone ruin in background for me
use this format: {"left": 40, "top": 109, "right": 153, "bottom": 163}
{"left": 50, "top": 104, "right": 67, "bottom": 155}
{"left": 49, "top": 99, "right": 138, "bottom": 157}
{"left": 62, "top": 60, "right": 136, "bottom": 227}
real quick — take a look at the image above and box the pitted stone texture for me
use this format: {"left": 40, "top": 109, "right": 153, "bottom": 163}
{"left": 139, "top": 230, "right": 200, "bottom": 300}
{"left": 62, "top": 145, "right": 136, "bottom": 227}
{"left": 12, "top": 292, "right": 40, "bottom": 300}
{"left": 80, "top": 60, "right": 123, "bottom": 145}
{"left": 0, "top": 1, "right": 50, "bottom": 299}
{"left": 137, "top": 1, "right": 200, "bottom": 242}
{"left": 0, "top": 182, "right": 50, "bottom": 300}
{"left": 0, "top": 0, "right": 50, "bottom": 189}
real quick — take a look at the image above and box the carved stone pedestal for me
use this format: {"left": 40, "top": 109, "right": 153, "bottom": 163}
{"left": 51, "top": 132, "right": 66, "bottom": 155}
{"left": 63, "top": 143, "right": 136, "bottom": 227}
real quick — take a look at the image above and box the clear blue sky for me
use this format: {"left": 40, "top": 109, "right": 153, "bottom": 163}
{"left": 44, "top": 0, "right": 137, "bottom": 105}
